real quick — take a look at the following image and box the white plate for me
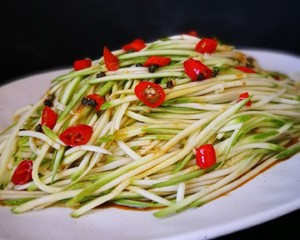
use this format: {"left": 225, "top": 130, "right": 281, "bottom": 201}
{"left": 0, "top": 50, "right": 300, "bottom": 240}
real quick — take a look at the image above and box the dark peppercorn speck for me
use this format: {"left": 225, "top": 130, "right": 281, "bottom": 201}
{"left": 148, "top": 64, "right": 159, "bottom": 73}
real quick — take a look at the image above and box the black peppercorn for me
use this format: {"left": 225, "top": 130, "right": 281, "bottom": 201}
{"left": 212, "top": 66, "right": 220, "bottom": 77}
{"left": 126, "top": 49, "right": 135, "bottom": 53}
{"left": 196, "top": 73, "right": 204, "bottom": 81}
{"left": 148, "top": 64, "right": 159, "bottom": 73}
{"left": 96, "top": 72, "right": 106, "bottom": 78}
{"left": 43, "top": 94, "right": 55, "bottom": 107}
{"left": 246, "top": 57, "right": 255, "bottom": 68}
{"left": 43, "top": 99, "right": 53, "bottom": 107}
{"left": 35, "top": 124, "right": 43, "bottom": 132}
{"left": 81, "top": 97, "right": 97, "bottom": 108}
{"left": 166, "top": 80, "right": 175, "bottom": 88}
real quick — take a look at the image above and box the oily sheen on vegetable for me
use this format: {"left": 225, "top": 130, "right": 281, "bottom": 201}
{"left": 0, "top": 33, "right": 300, "bottom": 218}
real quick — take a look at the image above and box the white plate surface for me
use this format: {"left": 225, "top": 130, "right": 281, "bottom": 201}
{"left": 0, "top": 50, "right": 300, "bottom": 240}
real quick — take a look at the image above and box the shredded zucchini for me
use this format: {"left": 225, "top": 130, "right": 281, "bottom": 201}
{"left": 0, "top": 33, "right": 300, "bottom": 218}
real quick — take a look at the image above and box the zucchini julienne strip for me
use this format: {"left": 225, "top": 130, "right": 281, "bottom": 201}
{"left": 0, "top": 34, "right": 299, "bottom": 219}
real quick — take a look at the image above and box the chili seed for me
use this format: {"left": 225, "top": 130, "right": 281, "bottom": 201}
{"left": 144, "top": 85, "right": 159, "bottom": 103}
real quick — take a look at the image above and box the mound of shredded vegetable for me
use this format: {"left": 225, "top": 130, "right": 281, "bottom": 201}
{"left": 0, "top": 33, "right": 300, "bottom": 218}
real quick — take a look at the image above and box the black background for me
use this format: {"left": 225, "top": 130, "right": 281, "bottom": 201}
{"left": 1, "top": 0, "right": 300, "bottom": 85}
{"left": 1, "top": 0, "right": 300, "bottom": 239}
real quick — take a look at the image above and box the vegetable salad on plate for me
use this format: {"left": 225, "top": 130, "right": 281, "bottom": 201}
{"left": 0, "top": 32, "right": 300, "bottom": 218}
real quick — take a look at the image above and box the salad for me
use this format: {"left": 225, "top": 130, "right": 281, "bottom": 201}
{"left": 0, "top": 33, "right": 300, "bottom": 218}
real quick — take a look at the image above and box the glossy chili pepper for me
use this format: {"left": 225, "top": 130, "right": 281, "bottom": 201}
{"left": 59, "top": 124, "right": 93, "bottom": 147}
{"left": 235, "top": 66, "right": 256, "bottom": 73}
{"left": 73, "top": 58, "right": 92, "bottom": 71}
{"left": 195, "top": 38, "right": 218, "bottom": 54}
{"left": 195, "top": 144, "right": 216, "bottom": 169}
{"left": 11, "top": 160, "right": 33, "bottom": 185}
{"left": 134, "top": 81, "right": 166, "bottom": 108}
{"left": 183, "top": 58, "right": 213, "bottom": 81}
{"left": 143, "top": 56, "right": 171, "bottom": 67}
{"left": 41, "top": 106, "right": 58, "bottom": 130}
{"left": 186, "top": 31, "right": 198, "bottom": 37}
{"left": 122, "top": 39, "right": 146, "bottom": 52}
{"left": 239, "top": 92, "right": 252, "bottom": 106}
{"left": 103, "top": 46, "right": 119, "bottom": 71}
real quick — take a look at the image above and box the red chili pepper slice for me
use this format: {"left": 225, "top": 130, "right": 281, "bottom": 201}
{"left": 85, "top": 94, "right": 105, "bottom": 111}
{"left": 186, "top": 31, "right": 198, "bottom": 37}
{"left": 273, "top": 75, "right": 281, "bottom": 80}
{"left": 239, "top": 92, "right": 252, "bottom": 106}
{"left": 134, "top": 81, "right": 166, "bottom": 108}
{"left": 11, "top": 160, "right": 33, "bottom": 185}
{"left": 143, "top": 56, "right": 171, "bottom": 67}
{"left": 73, "top": 59, "right": 92, "bottom": 71}
{"left": 41, "top": 106, "right": 58, "bottom": 130}
{"left": 59, "top": 124, "right": 93, "bottom": 147}
{"left": 183, "top": 58, "right": 213, "bottom": 81}
{"left": 235, "top": 66, "right": 256, "bottom": 73}
{"left": 195, "top": 38, "right": 218, "bottom": 54}
{"left": 195, "top": 144, "right": 216, "bottom": 169}
{"left": 103, "top": 46, "right": 119, "bottom": 71}
{"left": 122, "top": 39, "right": 146, "bottom": 52}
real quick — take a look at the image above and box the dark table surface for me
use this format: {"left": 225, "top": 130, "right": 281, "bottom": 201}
{"left": 216, "top": 209, "right": 300, "bottom": 239}
{"left": 1, "top": 0, "right": 299, "bottom": 239}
